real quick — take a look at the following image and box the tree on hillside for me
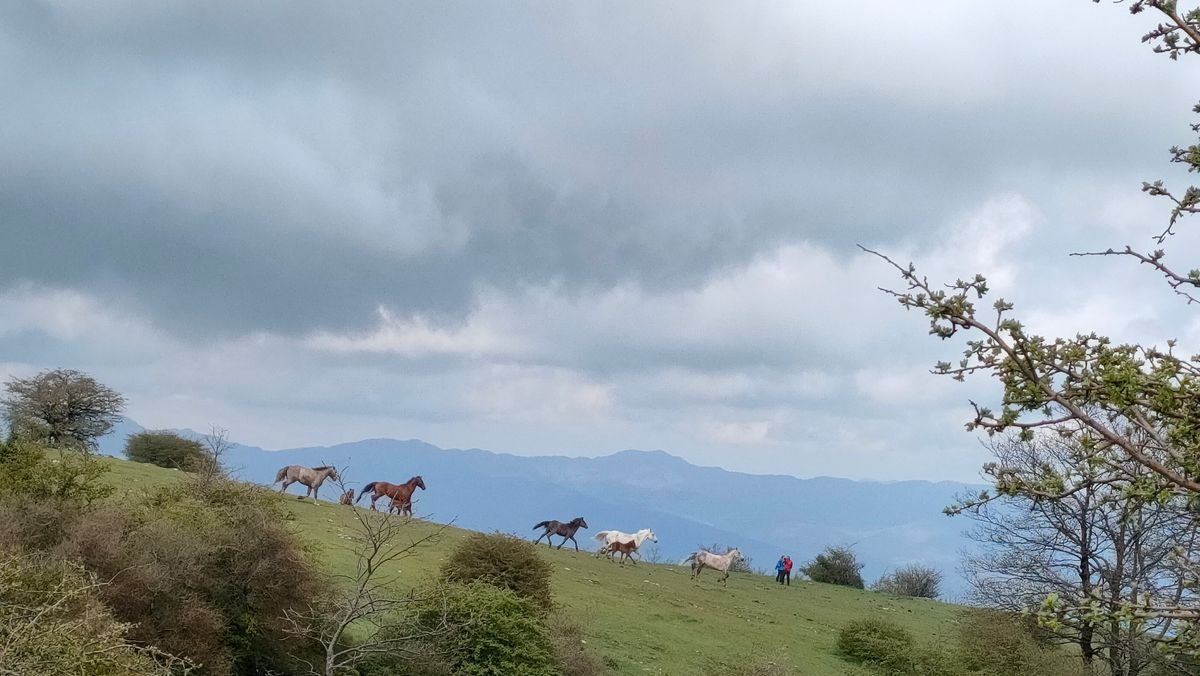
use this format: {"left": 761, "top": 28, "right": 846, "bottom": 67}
{"left": 954, "top": 433, "right": 1197, "bottom": 674}
{"left": 802, "top": 545, "right": 864, "bottom": 589}
{"left": 2, "top": 369, "right": 124, "bottom": 451}
{"left": 873, "top": 564, "right": 943, "bottom": 600}
{"left": 868, "top": 0, "right": 1200, "bottom": 658}
{"left": 125, "top": 430, "right": 208, "bottom": 470}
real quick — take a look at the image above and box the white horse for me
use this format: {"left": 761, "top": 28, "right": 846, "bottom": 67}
{"left": 275, "top": 464, "right": 340, "bottom": 501}
{"left": 594, "top": 528, "right": 658, "bottom": 560}
{"left": 590, "top": 530, "right": 657, "bottom": 557}
{"left": 685, "top": 548, "right": 742, "bottom": 586}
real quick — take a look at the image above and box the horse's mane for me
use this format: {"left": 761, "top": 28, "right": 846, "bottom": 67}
{"left": 312, "top": 465, "right": 332, "bottom": 471}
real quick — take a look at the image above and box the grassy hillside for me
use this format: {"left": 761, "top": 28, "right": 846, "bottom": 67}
{"left": 105, "top": 457, "right": 964, "bottom": 675}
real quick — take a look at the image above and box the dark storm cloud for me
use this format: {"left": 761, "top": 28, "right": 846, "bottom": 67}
{"left": 2, "top": 1, "right": 1191, "bottom": 338}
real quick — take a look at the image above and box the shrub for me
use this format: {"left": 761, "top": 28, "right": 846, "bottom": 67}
{"left": 0, "top": 439, "right": 113, "bottom": 505}
{"left": 442, "top": 532, "right": 554, "bottom": 611}
{"left": 836, "top": 618, "right": 915, "bottom": 670}
{"left": 6, "top": 478, "right": 323, "bottom": 675}
{"left": 90, "top": 479, "right": 322, "bottom": 675}
{"left": 0, "top": 549, "right": 185, "bottom": 675}
{"left": 802, "top": 545, "right": 865, "bottom": 589}
{"left": 409, "top": 581, "right": 558, "bottom": 676}
{"left": 953, "top": 611, "right": 1089, "bottom": 676}
{"left": 873, "top": 564, "right": 943, "bottom": 599}
{"left": 124, "top": 430, "right": 209, "bottom": 471}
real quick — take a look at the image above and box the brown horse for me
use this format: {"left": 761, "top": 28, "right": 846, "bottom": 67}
{"left": 606, "top": 539, "right": 639, "bottom": 565}
{"left": 339, "top": 489, "right": 354, "bottom": 506}
{"left": 532, "top": 517, "right": 588, "bottom": 551}
{"left": 357, "top": 476, "right": 426, "bottom": 513}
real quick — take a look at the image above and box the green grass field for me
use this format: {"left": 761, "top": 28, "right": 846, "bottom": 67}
{"left": 103, "top": 457, "right": 964, "bottom": 675}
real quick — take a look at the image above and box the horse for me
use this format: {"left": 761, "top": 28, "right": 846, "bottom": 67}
{"left": 339, "top": 489, "right": 354, "bottom": 506}
{"left": 685, "top": 548, "right": 743, "bottom": 586}
{"left": 532, "top": 517, "right": 588, "bottom": 551}
{"left": 606, "top": 539, "right": 641, "bottom": 565}
{"left": 275, "top": 465, "right": 340, "bottom": 501}
{"left": 594, "top": 528, "right": 657, "bottom": 559}
{"left": 387, "top": 493, "right": 417, "bottom": 517}
{"left": 357, "top": 476, "right": 426, "bottom": 514}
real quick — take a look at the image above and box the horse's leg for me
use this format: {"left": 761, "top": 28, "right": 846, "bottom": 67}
{"left": 568, "top": 535, "right": 579, "bottom": 551}
{"left": 369, "top": 494, "right": 379, "bottom": 511}
{"left": 533, "top": 532, "right": 545, "bottom": 545}
{"left": 312, "top": 483, "right": 319, "bottom": 501}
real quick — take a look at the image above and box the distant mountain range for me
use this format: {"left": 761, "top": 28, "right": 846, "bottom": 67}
{"left": 98, "top": 418, "right": 984, "bottom": 598}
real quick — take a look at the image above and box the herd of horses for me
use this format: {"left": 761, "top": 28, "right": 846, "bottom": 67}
{"left": 273, "top": 463, "right": 745, "bottom": 586}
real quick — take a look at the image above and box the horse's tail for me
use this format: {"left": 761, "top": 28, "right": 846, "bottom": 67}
{"left": 594, "top": 531, "right": 609, "bottom": 542}
{"left": 274, "top": 466, "right": 288, "bottom": 483}
{"left": 357, "top": 482, "right": 377, "bottom": 502}
{"left": 684, "top": 552, "right": 697, "bottom": 563}
{"left": 532, "top": 520, "right": 550, "bottom": 531}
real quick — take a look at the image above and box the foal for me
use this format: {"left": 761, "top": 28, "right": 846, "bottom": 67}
{"left": 606, "top": 539, "right": 639, "bottom": 565}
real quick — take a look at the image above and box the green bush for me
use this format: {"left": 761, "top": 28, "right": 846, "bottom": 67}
{"left": 2, "top": 478, "right": 322, "bottom": 675}
{"left": 0, "top": 439, "right": 113, "bottom": 505}
{"left": 802, "top": 545, "right": 865, "bottom": 589}
{"left": 953, "top": 611, "right": 1088, "bottom": 676}
{"left": 0, "top": 550, "right": 185, "bottom": 675}
{"left": 442, "top": 531, "right": 554, "bottom": 611}
{"left": 836, "top": 618, "right": 915, "bottom": 671}
{"left": 409, "top": 581, "right": 558, "bottom": 676}
{"left": 124, "top": 430, "right": 210, "bottom": 471}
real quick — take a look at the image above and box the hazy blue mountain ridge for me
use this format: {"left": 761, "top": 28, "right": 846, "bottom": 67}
{"left": 97, "top": 419, "right": 982, "bottom": 596}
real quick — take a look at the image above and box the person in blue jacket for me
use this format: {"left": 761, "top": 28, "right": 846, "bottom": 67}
{"left": 775, "top": 555, "right": 793, "bottom": 585}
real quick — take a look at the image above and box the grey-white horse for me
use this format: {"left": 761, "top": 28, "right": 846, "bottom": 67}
{"left": 686, "top": 548, "right": 743, "bottom": 586}
{"left": 275, "top": 464, "right": 340, "bottom": 501}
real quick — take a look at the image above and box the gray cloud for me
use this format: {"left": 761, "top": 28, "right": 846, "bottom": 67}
{"left": 2, "top": 1, "right": 1198, "bottom": 479}
{"left": 4, "top": 0, "right": 1195, "bottom": 337}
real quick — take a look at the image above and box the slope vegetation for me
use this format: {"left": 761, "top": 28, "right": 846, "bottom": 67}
{"left": 106, "top": 457, "right": 963, "bottom": 675}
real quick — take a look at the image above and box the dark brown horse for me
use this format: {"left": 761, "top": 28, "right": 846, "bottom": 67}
{"left": 532, "top": 517, "right": 588, "bottom": 551}
{"left": 357, "top": 476, "right": 426, "bottom": 513}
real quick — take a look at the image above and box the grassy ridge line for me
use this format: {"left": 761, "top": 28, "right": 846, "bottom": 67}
{"left": 103, "top": 456, "right": 963, "bottom": 675}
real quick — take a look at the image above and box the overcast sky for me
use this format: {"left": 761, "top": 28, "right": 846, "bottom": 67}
{"left": 4, "top": 1, "right": 1200, "bottom": 481}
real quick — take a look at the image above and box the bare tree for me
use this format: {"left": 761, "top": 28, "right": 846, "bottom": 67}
{"left": 191, "top": 425, "right": 233, "bottom": 489}
{"left": 954, "top": 432, "right": 1198, "bottom": 675}
{"left": 283, "top": 473, "right": 449, "bottom": 675}
{"left": 2, "top": 369, "right": 124, "bottom": 451}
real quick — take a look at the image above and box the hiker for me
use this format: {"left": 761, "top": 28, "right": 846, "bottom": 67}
{"left": 782, "top": 554, "right": 792, "bottom": 586}
{"left": 775, "top": 555, "right": 787, "bottom": 584}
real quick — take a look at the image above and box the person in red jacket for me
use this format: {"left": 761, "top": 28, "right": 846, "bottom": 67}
{"left": 781, "top": 555, "right": 793, "bottom": 586}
